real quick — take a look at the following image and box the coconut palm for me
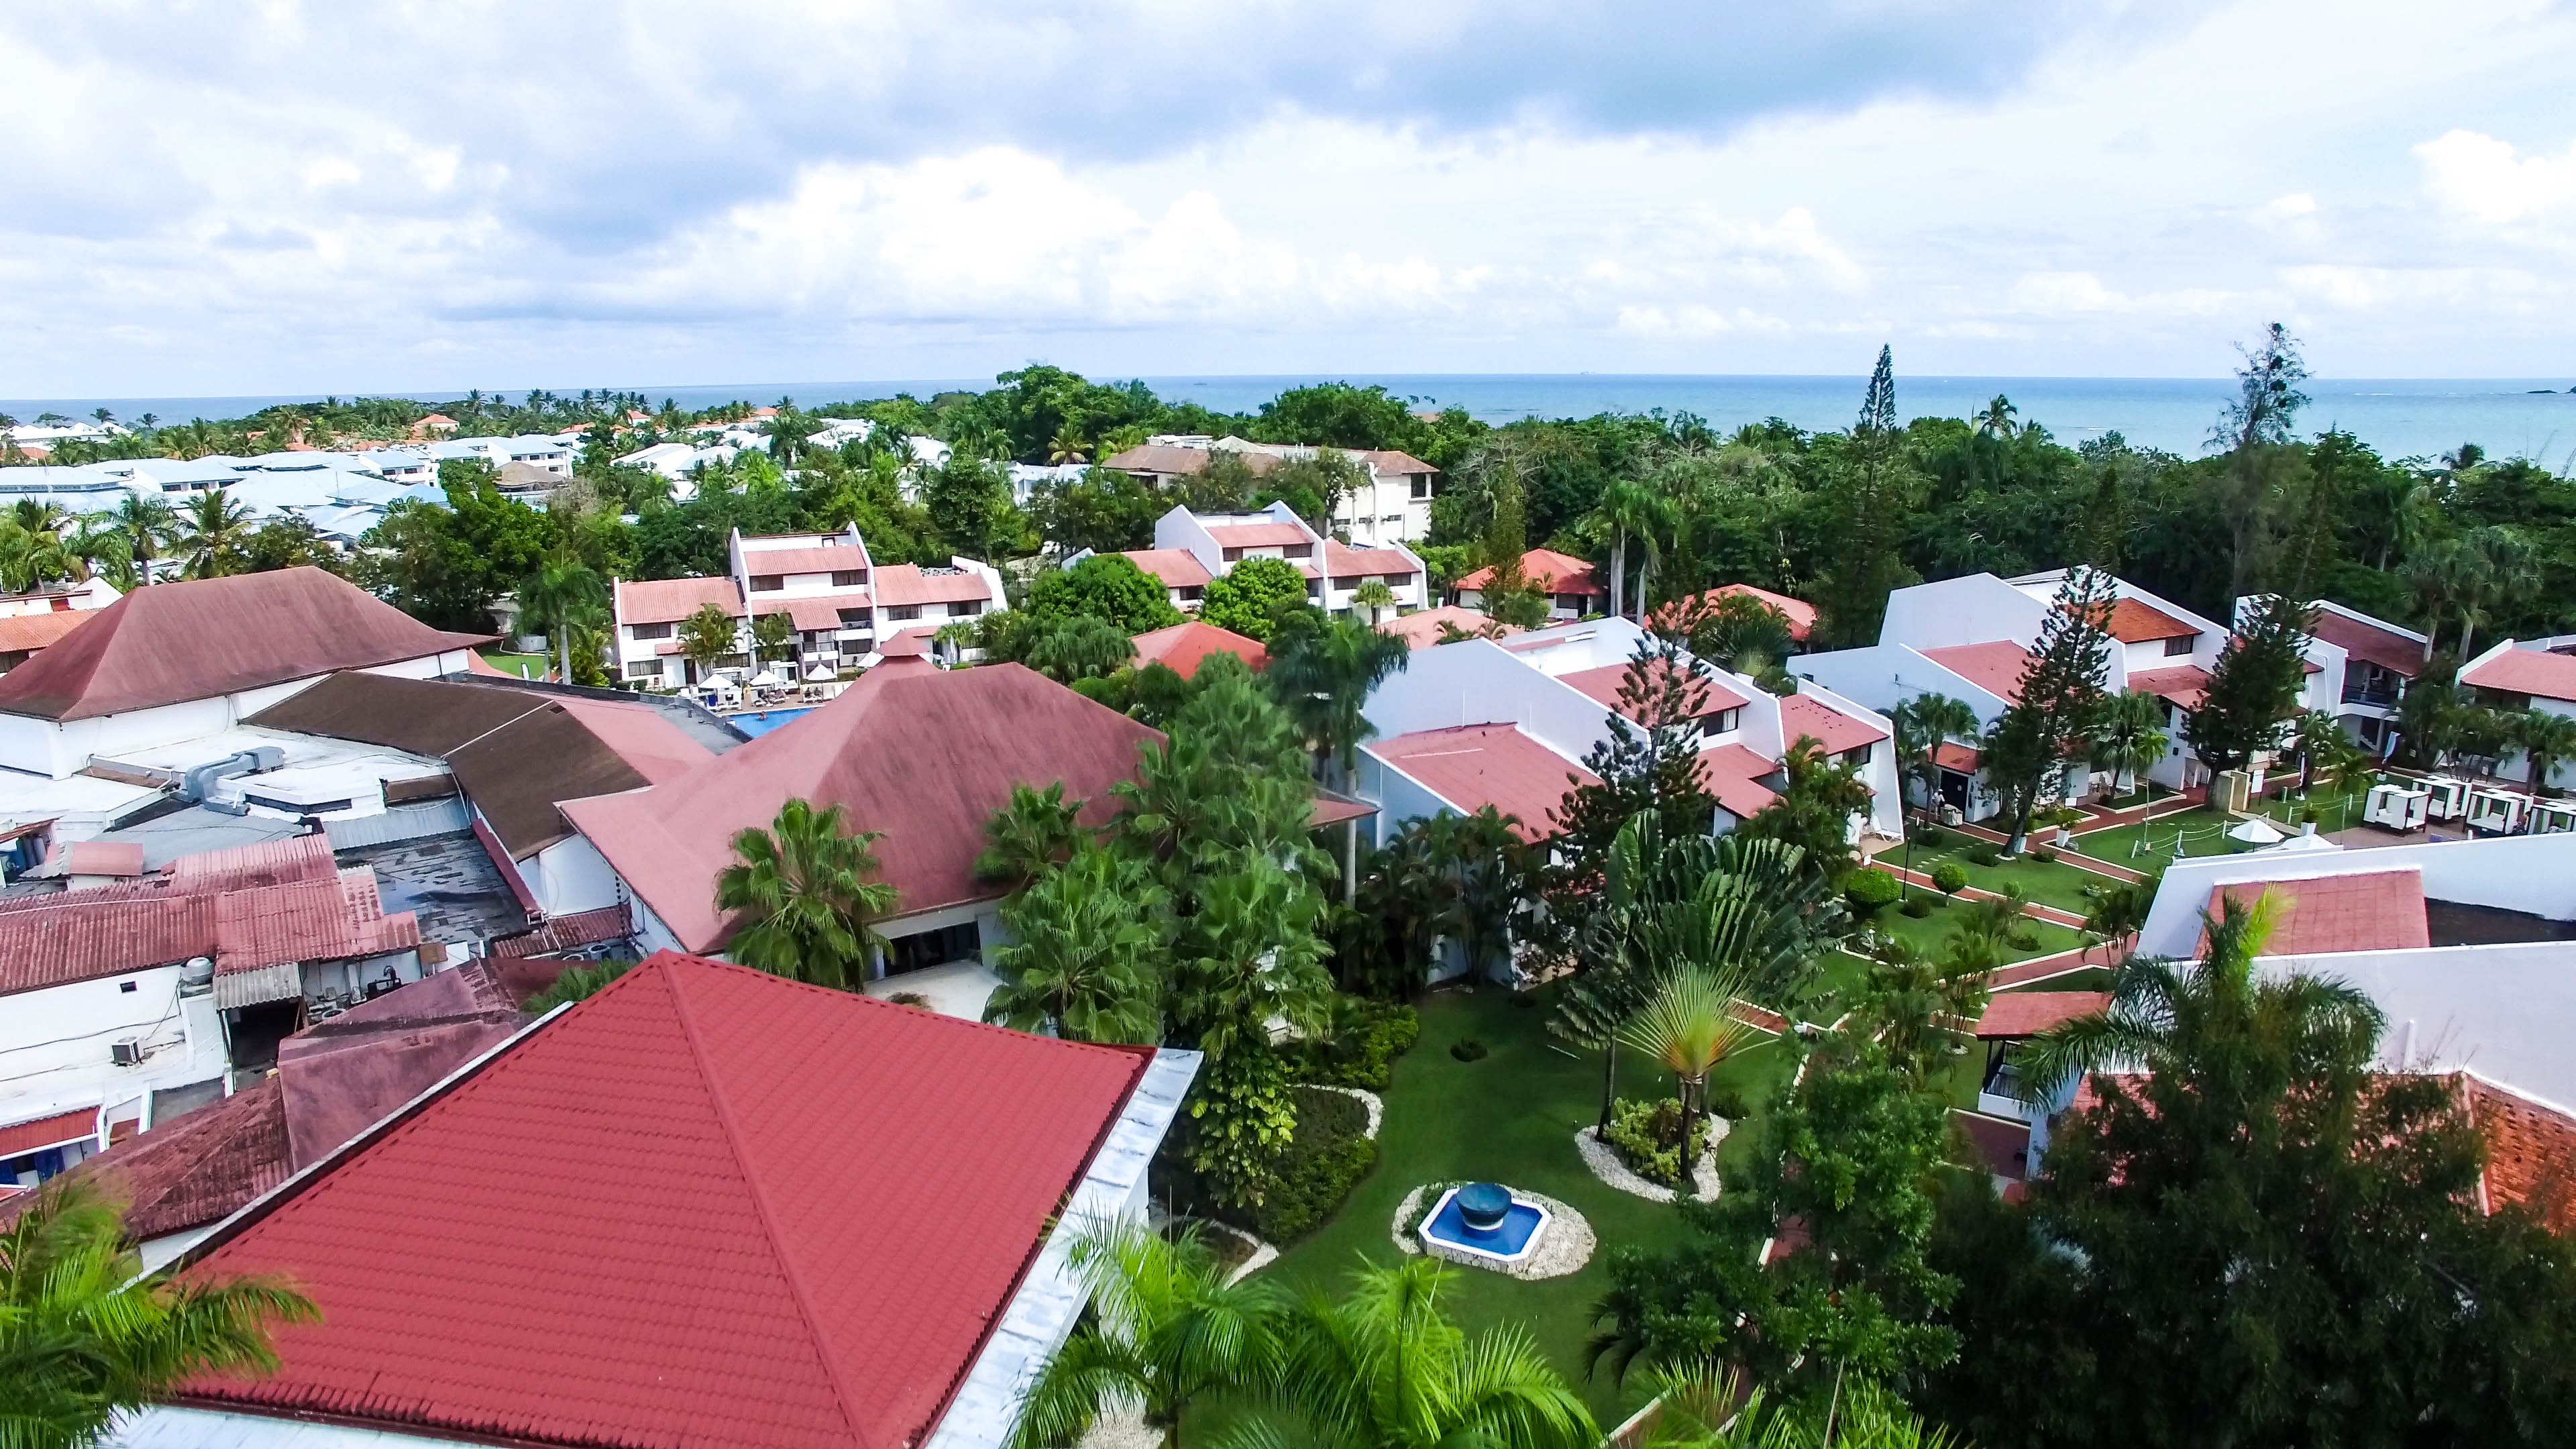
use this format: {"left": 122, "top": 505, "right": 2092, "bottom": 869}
{"left": 749, "top": 610, "right": 794, "bottom": 673}
{"left": 0, "top": 1177, "right": 319, "bottom": 1449}
{"left": 518, "top": 556, "right": 607, "bottom": 685}
{"left": 677, "top": 601, "right": 741, "bottom": 683}
{"left": 1263, "top": 614, "right": 1409, "bottom": 782}
{"left": 1583, "top": 477, "right": 1673, "bottom": 621}
{"left": 1890, "top": 692, "right": 1980, "bottom": 819}
{"left": 1973, "top": 394, "right": 2019, "bottom": 440}
{"left": 1638, "top": 1360, "right": 1966, "bottom": 1448}
{"left": 1617, "top": 963, "right": 1762, "bottom": 1195}
{"left": 714, "top": 798, "right": 898, "bottom": 989}
{"left": 2450, "top": 525, "right": 2538, "bottom": 663}
{"left": 2514, "top": 708, "right": 2576, "bottom": 798}
{"left": 1348, "top": 577, "right": 1398, "bottom": 626}
{"left": 2090, "top": 689, "right": 2171, "bottom": 798}
{"left": 174, "top": 489, "right": 257, "bottom": 579}
{"left": 1045, "top": 429, "right": 1091, "bottom": 466}
{"left": 1426, "top": 805, "right": 1532, "bottom": 980}
{"left": 1008, "top": 1218, "right": 1281, "bottom": 1449}
{"left": 2017, "top": 888, "right": 2383, "bottom": 1108}
{"left": 2079, "top": 880, "right": 2153, "bottom": 967}
{"left": 974, "top": 780, "right": 1091, "bottom": 890}
{"left": 1258, "top": 1255, "right": 1597, "bottom": 1449}
{"left": 1022, "top": 614, "right": 1132, "bottom": 684}
{"left": 985, "top": 847, "right": 1166, "bottom": 1042}
{"left": 111, "top": 494, "right": 178, "bottom": 584}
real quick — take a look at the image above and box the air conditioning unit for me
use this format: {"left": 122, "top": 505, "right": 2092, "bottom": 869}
{"left": 110, "top": 1038, "right": 146, "bottom": 1067}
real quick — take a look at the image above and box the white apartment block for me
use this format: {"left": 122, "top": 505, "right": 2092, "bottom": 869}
{"left": 1137, "top": 502, "right": 1430, "bottom": 621}
{"left": 610, "top": 527, "right": 1006, "bottom": 689}
{"left": 1104, "top": 437, "right": 1441, "bottom": 545}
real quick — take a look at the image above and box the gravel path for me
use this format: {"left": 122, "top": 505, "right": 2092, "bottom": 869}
{"left": 1390, "top": 1183, "right": 1595, "bottom": 1281}
{"left": 1574, "top": 1120, "right": 1726, "bottom": 1202}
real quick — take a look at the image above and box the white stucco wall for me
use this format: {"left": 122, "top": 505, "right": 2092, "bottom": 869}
{"left": 2258, "top": 942, "right": 2576, "bottom": 1113}
{"left": 1, "top": 967, "right": 228, "bottom": 1137}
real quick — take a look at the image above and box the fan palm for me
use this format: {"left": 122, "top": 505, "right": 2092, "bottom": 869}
{"left": 714, "top": 798, "right": 898, "bottom": 989}
{"left": 1617, "top": 963, "right": 1762, "bottom": 1193}
{"left": 1008, "top": 1218, "right": 1281, "bottom": 1449}
{"left": 0, "top": 1177, "right": 319, "bottom": 1449}
{"left": 987, "top": 847, "right": 1165, "bottom": 1042}
{"left": 174, "top": 489, "right": 256, "bottom": 579}
{"left": 1254, "top": 1256, "right": 1597, "bottom": 1449}
{"left": 974, "top": 780, "right": 1091, "bottom": 889}
{"left": 2017, "top": 888, "right": 2383, "bottom": 1108}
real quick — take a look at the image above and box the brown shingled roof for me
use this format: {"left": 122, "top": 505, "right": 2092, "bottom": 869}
{"left": 0, "top": 568, "right": 491, "bottom": 722}
{"left": 1120, "top": 549, "right": 1213, "bottom": 590}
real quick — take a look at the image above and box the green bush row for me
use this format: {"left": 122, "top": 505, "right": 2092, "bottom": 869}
{"left": 1242, "top": 1086, "right": 1377, "bottom": 1243}
{"left": 1285, "top": 1000, "right": 1421, "bottom": 1090}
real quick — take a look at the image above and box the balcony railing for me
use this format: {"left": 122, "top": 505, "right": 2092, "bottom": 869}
{"left": 2340, "top": 683, "right": 2400, "bottom": 708}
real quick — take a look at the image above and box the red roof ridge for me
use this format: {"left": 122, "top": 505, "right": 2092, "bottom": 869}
{"left": 660, "top": 963, "right": 877, "bottom": 1449}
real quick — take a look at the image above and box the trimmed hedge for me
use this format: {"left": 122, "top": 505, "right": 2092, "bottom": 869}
{"left": 1931, "top": 862, "right": 1970, "bottom": 896}
{"left": 1845, "top": 869, "right": 1900, "bottom": 914}
{"left": 1286, "top": 1001, "right": 1421, "bottom": 1091}
{"left": 1243, "top": 1086, "right": 1377, "bottom": 1243}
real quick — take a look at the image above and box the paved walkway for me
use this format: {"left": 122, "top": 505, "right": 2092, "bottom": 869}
{"left": 1990, "top": 935, "right": 2133, "bottom": 988}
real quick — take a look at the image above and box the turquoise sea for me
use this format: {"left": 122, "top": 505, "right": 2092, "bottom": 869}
{"left": 11, "top": 374, "right": 2575, "bottom": 466}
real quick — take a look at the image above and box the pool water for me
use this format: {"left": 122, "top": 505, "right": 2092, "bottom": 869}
{"left": 1419, "top": 1187, "right": 1548, "bottom": 1262}
{"left": 731, "top": 708, "right": 814, "bottom": 738}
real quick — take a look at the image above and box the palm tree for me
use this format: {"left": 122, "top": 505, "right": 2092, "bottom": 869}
{"left": 112, "top": 494, "right": 178, "bottom": 584}
{"left": 974, "top": 780, "right": 1091, "bottom": 890}
{"left": 1008, "top": 1218, "right": 1281, "bottom": 1449}
{"left": 0, "top": 1178, "right": 319, "bottom": 1449}
{"left": 1583, "top": 477, "right": 1672, "bottom": 621}
{"left": 2452, "top": 525, "right": 2538, "bottom": 664}
{"left": 749, "top": 610, "right": 794, "bottom": 674}
{"left": 518, "top": 556, "right": 607, "bottom": 686}
{"left": 985, "top": 847, "right": 1166, "bottom": 1042}
{"left": 1890, "top": 692, "right": 1979, "bottom": 820}
{"left": 1259, "top": 1256, "right": 1597, "bottom": 1449}
{"left": 1264, "top": 615, "right": 1409, "bottom": 783}
{"left": 1045, "top": 429, "right": 1091, "bottom": 466}
{"left": 2078, "top": 881, "right": 2152, "bottom": 967}
{"left": 2017, "top": 888, "right": 2383, "bottom": 1109}
{"left": 1854, "top": 936, "right": 1991, "bottom": 1083}
{"left": 1426, "top": 805, "right": 1532, "bottom": 980}
{"left": 1638, "top": 1360, "right": 1964, "bottom": 1448}
{"left": 1022, "top": 614, "right": 1132, "bottom": 684}
{"left": 1617, "top": 963, "right": 1762, "bottom": 1194}
{"left": 175, "top": 489, "right": 256, "bottom": 579}
{"left": 1973, "top": 394, "right": 2019, "bottom": 439}
{"left": 2514, "top": 708, "right": 2576, "bottom": 798}
{"left": 714, "top": 798, "right": 898, "bottom": 989}
{"left": 677, "top": 601, "right": 741, "bottom": 684}
{"left": 1348, "top": 577, "right": 1398, "bottom": 627}
{"left": 2090, "top": 689, "right": 2171, "bottom": 800}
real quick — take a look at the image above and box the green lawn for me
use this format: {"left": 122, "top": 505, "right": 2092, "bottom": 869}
{"left": 1891, "top": 835, "right": 2123, "bottom": 916}
{"left": 477, "top": 649, "right": 549, "bottom": 680}
{"left": 1860, "top": 904, "right": 2085, "bottom": 963}
{"left": 1252, "top": 987, "right": 1796, "bottom": 1427}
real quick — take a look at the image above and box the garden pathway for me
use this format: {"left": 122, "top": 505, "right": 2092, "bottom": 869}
{"left": 1989, "top": 935, "right": 2133, "bottom": 988}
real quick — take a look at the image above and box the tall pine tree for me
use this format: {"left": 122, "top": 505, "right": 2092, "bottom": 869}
{"left": 1981, "top": 569, "right": 2116, "bottom": 854}
{"left": 1815, "top": 346, "right": 1921, "bottom": 647}
{"left": 2189, "top": 591, "right": 2313, "bottom": 777}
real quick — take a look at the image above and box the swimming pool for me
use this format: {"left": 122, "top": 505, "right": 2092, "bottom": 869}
{"left": 730, "top": 708, "right": 814, "bottom": 738}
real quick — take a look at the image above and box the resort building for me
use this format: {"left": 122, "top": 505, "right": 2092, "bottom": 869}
{"left": 1102, "top": 435, "right": 1442, "bottom": 545}
{"left": 1130, "top": 621, "right": 1269, "bottom": 678}
{"left": 1452, "top": 549, "right": 1605, "bottom": 621}
{"left": 1354, "top": 615, "right": 1902, "bottom": 848}
{"left": 2245, "top": 596, "right": 2429, "bottom": 761}
{"left": 610, "top": 527, "right": 1006, "bottom": 690}
{"left": 0, "top": 576, "right": 119, "bottom": 674}
{"left": 2460, "top": 636, "right": 2576, "bottom": 792}
{"left": 1654, "top": 583, "right": 1819, "bottom": 647}
{"left": 114, "top": 951, "right": 1199, "bottom": 1449}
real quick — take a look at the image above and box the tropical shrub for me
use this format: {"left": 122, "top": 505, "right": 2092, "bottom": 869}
{"left": 2029, "top": 845, "right": 2057, "bottom": 863}
{"left": 1602, "top": 1095, "right": 1708, "bottom": 1189}
{"left": 1449, "top": 1037, "right": 1489, "bottom": 1062}
{"left": 1900, "top": 896, "right": 1935, "bottom": 918}
{"left": 1844, "top": 869, "right": 1900, "bottom": 915}
{"left": 1968, "top": 842, "right": 2004, "bottom": 867}
{"left": 1931, "top": 861, "right": 1970, "bottom": 896}
{"left": 1239, "top": 1087, "right": 1377, "bottom": 1243}
{"left": 1286, "top": 999, "right": 1421, "bottom": 1090}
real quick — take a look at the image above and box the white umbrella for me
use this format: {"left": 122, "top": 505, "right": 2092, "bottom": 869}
{"left": 802, "top": 664, "right": 837, "bottom": 682}
{"left": 2226, "top": 816, "right": 2286, "bottom": 845}
{"left": 2256, "top": 831, "right": 2342, "bottom": 855}
{"left": 747, "top": 668, "right": 785, "bottom": 688}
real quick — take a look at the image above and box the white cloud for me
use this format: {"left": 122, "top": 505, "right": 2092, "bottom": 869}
{"left": 2414, "top": 128, "right": 2576, "bottom": 226}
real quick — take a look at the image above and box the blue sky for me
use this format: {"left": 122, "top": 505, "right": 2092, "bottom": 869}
{"left": 2, "top": 0, "right": 2571, "bottom": 396}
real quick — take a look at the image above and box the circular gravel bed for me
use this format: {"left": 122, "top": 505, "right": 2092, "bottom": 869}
{"left": 1305, "top": 1083, "right": 1384, "bottom": 1139}
{"left": 1389, "top": 1183, "right": 1594, "bottom": 1281}
{"left": 1574, "top": 1119, "right": 1727, "bottom": 1203}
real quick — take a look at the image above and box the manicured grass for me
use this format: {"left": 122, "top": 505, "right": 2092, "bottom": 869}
{"left": 1252, "top": 986, "right": 1796, "bottom": 1426}
{"left": 1895, "top": 837, "right": 2118, "bottom": 916}
{"left": 2070, "top": 808, "right": 2245, "bottom": 868}
{"left": 1860, "top": 904, "right": 2085, "bottom": 963}
{"left": 477, "top": 650, "right": 549, "bottom": 680}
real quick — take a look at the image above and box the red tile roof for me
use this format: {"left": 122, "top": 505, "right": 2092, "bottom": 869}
{"left": 1919, "top": 641, "right": 2032, "bottom": 704}
{"left": 739, "top": 546, "right": 869, "bottom": 576}
{"left": 2127, "top": 663, "right": 2213, "bottom": 712}
{"left": 1366, "top": 723, "right": 1596, "bottom": 841}
{"left": 872, "top": 564, "right": 995, "bottom": 607}
{"left": 1131, "top": 621, "right": 1267, "bottom": 679}
{"left": 56, "top": 840, "right": 146, "bottom": 877}
{"left": 0, "top": 853, "right": 416, "bottom": 998}
{"left": 1933, "top": 741, "right": 1982, "bottom": 773}
{"left": 1653, "top": 584, "right": 1817, "bottom": 642}
{"left": 1778, "top": 694, "right": 1886, "bottom": 755}
{"left": 1974, "top": 991, "right": 2110, "bottom": 1038}
{"left": 2462, "top": 646, "right": 2576, "bottom": 703}
{"left": 174, "top": 953, "right": 1155, "bottom": 1449}
{"left": 2083, "top": 596, "right": 2200, "bottom": 643}
{"left": 1102, "top": 443, "right": 1280, "bottom": 477}
{"left": 2307, "top": 607, "right": 2425, "bottom": 679}
{"left": 1949, "top": 1108, "right": 2032, "bottom": 1181}
{"left": 779, "top": 593, "right": 870, "bottom": 632}
{"left": 1119, "top": 548, "right": 1213, "bottom": 589}
{"left": 2459, "top": 1075, "right": 2576, "bottom": 1232}
{"left": 616, "top": 575, "right": 743, "bottom": 626}
{"left": 1695, "top": 743, "right": 1781, "bottom": 820}
{"left": 559, "top": 663, "right": 1161, "bottom": 951}
{"left": 1454, "top": 548, "right": 1604, "bottom": 596}
{"left": 0, "top": 569, "right": 491, "bottom": 722}
{"left": 1357, "top": 448, "right": 1437, "bottom": 476}
{"left": 58, "top": 1081, "right": 288, "bottom": 1240}
{"left": 1323, "top": 541, "right": 1419, "bottom": 580}
{"left": 2208, "top": 870, "right": 2430, "bottom": 957}
{"left": 1379, "top": 606, "right": 1519, "bottom": 651}
{"left": 1557, "top": 661, "right": 1750, "bottom": 719}
{"left": 0, "top": 1107, "right": 99, "bottom": 1158}
{"left": 1203, "top": 521, "right": 1314, "bottom": 549}
{"left": 0, "top": 609, "right": 94, "bottom": 655}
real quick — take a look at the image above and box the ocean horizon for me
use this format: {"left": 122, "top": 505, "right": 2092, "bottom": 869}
{"left": 9, "top": 372, "right": 2574, "bottom": 466}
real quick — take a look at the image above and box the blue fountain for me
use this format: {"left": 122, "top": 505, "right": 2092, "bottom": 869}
{"left": 1418, "top": 1182, "right": 1551, "bottom": 1268}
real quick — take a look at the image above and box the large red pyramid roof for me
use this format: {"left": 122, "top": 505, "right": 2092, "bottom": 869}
{"left": 176, "top": 953, "right": 1153, "bottom": 1449}
{"left": 0, "top": 567, "right": 491, "bottom": 721}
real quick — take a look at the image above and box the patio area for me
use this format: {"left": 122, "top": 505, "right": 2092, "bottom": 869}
{"left": 863, "top": 959, "right": 1003, "bottom": 1019}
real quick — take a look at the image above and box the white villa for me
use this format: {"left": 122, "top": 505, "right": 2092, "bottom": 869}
{"left": 1075, "top": 502, "right": 1429, "bottom": 623}
{"left": 1102, "top": 436, "right": 1442, "bottom": 545}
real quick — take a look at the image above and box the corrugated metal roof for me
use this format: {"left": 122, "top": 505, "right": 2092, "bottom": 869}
{"left": 175, "top": 953, "right": 1154, "bottom": 1449}
{"left": 0, "top": 568, "right": 490, "bottom": 722}
{"left": 0, "top": 609, "right": 94, "bottom": 654}
{"left": 212, "top": 869, "right": 418, "bottom": 973}
{"left": 0, "top": 1106, "right": 99, "bottom": 1158}
{"left": 488, "top": 904, "right": 632, "bottom": 959}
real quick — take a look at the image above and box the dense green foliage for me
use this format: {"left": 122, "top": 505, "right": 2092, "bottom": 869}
{"left": 1238, "top": 1087, "right": 1378, "bottom": 1244}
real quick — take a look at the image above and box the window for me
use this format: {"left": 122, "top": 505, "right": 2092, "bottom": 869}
{"left": 2163, "top": 633, "right": 2197, "bottom": 657}
{"left": 1409, "top": 476, "right": 1431, "bottom": 500}
{"left": 952, "top": 599, "right": 983, "bottom": 617}
{"left": 886, "top": 605, "right": 921, "bottom": 621}
{"left": 1223, "top": 547, "right": 1246, "bottom": 562}
{"left": 1837, "top": 743, "right": 1874, "bottom": 768}
{"left": 119, "top": 981, "right": 137, "bottom": 994}
{"left": 886, "top": 920, "right": 982, "bottom": 975}
{"left": 629, "top": 622, "right": 674, "bottom": 641}
{"left": 1285, "top": 545, "right": 1313, "bottom": 559}
{"left": 1178, "top": 586, "right": 1204, "bottom": 602}
{"left": 830, "top": 570, "right": 867, "bottom": 587}
{"left": 1332, "top": 575, "right": 1360, "bottom": 589}
{"left": 836, "top": 608, "right": 869, "bottom": 627}
{"left": 1709, "top": 708, "right": 1742, "bottom": 735}
{"left": 625, "top": 661, "right": 661, "bottom": 679}
{"left": 749, "top": 574, "right": 783, "bottom": 592}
